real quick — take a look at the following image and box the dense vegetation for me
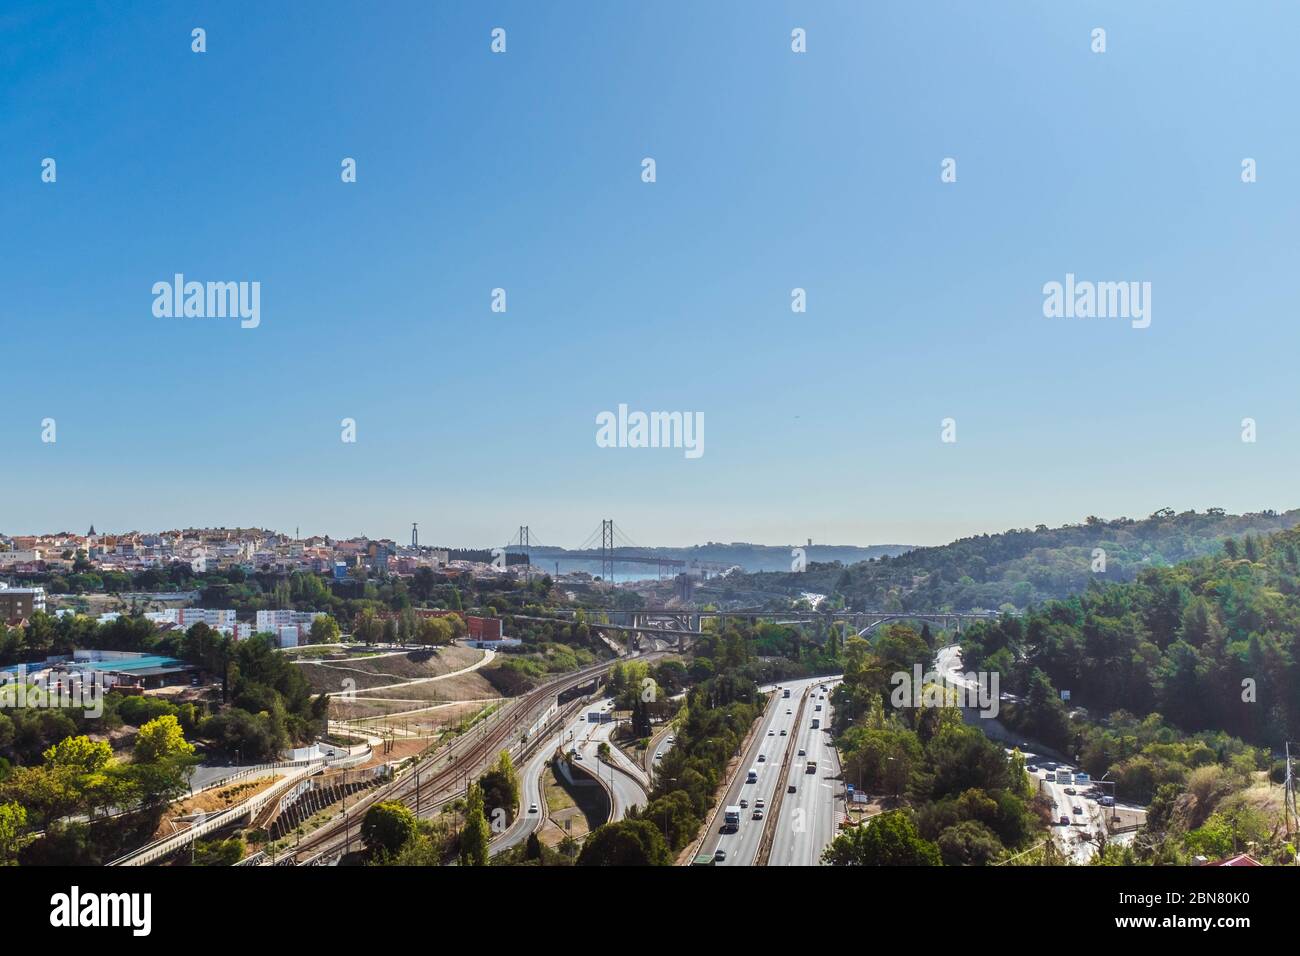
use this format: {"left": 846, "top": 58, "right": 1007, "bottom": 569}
{"left": 824, "top": 625, "right": 1042, "bottom": 866}
{"left": 731, "top": 508, "right": 1300, "bottom": 612}
{"left": 959, "top": 524, "right": 1300, "bottom": 752}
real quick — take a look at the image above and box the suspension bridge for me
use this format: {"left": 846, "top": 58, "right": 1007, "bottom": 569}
{"left": 499, "top": 520, "right": 732, "bottom": 580}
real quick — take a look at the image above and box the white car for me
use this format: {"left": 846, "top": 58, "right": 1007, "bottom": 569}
{"left": 528, "top": 803, "right": 539, "bottom": 814}
{"left": 654, "top": 751, "right": 662, "bottom": 759}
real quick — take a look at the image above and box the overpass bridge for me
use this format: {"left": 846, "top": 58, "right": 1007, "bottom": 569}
{"left": 516, "top": 607, "right": 1008, "bottom": 649}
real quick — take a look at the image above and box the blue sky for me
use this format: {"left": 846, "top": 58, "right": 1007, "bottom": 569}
{"left": 2, "top": 1, "right": 1298, "bottom": 548}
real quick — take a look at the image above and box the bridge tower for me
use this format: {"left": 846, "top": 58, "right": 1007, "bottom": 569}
{"left": 600, "top": 519, "right": 614, "bottom": 581}
{"left": 517, "top": 525, "right": 532, "bottom": 583}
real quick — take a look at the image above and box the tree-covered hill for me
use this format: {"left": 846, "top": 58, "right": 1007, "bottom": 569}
{"left": 730, "top": 508, "right": 1300, "bottom": 612}
{"left": 961, "top": 522, "right": 1300, "bottom": 751}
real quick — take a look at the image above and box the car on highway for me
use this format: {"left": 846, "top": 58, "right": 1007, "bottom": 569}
{"left": 1064, "top": 787, "right": 1076, "bottom": 795}
{"left": 758, "top": 754, "right": 766, "bottom": 762}
{"left": 739, "top": 798, "right": 748, "bottom": 809}
{"left": 786, "top": 709, "right": 792, "bottom": 715}
{"left": 529, "top": 803, "right": 539, "bottom": 814}
{"left": 666, "top": 736, "right": 674, "bottom": 743}
{"left": 1059, "top": 815, "right": 1070, "bottom": 825}
{"left": 752, "top": 808, "right": 764, "bottom": 820}
{"left": 787, "top": 784, "right": 796, "bottom": 793}
{"left": 768, "top": 730, "right": 775, "bottom": 736}
{"left": 654, "top": 751, "right": 662, "bottom": 759}
{"left": 714, "top": 848, "right": 727, "bottom": 862}
{"left": 779, "top": 729, "right": 787, "bottom": 736}
{"left": 797, "top": 749, "right": 806, "bottom": 756}
{"left": 1073, "top": 805, "right": 1084, "bottom": 815}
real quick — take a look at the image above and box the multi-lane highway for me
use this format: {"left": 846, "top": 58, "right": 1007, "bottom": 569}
{"left": 700, "top": 676, "right": 832, "bottom": 867}
{"left": 1029, "top": 759, "right": 1108, "bottom": 863}
{"left": 770, "top": 680, "right": 842, "bottom": 866}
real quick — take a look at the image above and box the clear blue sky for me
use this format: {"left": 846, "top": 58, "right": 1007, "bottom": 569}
{"left": 3, "top": 1, "right": 1297, "bottom": 548}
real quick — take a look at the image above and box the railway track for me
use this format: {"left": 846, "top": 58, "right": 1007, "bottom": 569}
{"left": 288, "top": 655, "right": 656, "bottom": 864}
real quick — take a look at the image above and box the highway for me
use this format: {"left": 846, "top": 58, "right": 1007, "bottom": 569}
{"left": 769, "top": 679, "right": 842, "bottom": 866}
{"left": 493, "top": 697, "right": 648, "bottom": 852}
{"left": 492, "top": 703, "right": 592, "bottom": 852}
{"left": 934, "top": 644, "right": 1115, "bottom": 863}
{"left": 575, "top": 705, "right": 648, "bottom": 820}
{"left": 700, "top": 676, "right": 826, "bottom": 867}
{"left": 1030, "top": 760, "right": 1109, "bottom": 863}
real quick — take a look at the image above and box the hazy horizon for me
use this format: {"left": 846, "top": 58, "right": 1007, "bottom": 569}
{"left": 5, "top": 502, "right": 1295, "bottom": 552}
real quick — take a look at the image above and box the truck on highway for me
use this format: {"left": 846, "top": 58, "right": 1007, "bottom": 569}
{"left": 783, "top": 688, "right": 791, "bottom": 698}
{"left": 723, "top": 806, "right": 742, "bottom": 832}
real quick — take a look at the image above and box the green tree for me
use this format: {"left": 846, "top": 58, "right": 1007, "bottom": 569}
{"left": 134, "top": 714, "right": 196, "bottom": 764}
{"left": 576, "top": 819, "right": 672, "bottom": 866}
{"left": 43, "top": 735, "right": 112, "bottom": 774}
{"left": 0, "top": 801, "right": 27, "bottom": 865}
{"left": 478, "top": 750, "right": 520, "bottom": 822}
{"left": 459, "top": 783, "right": 490, "bottom": 866}
{"left": 524, "top": 831, "right": 542, "bottom": 862}
{"left": 361, "top": 801, "right": 418, "bottom": 856}
{"left": 310, "top": 614, "right": 341, "bottom": 645}
{"left": 823, "top": 810, "right": 941, "bottom": 866}
{"left": 416, "top": 616, "right": 454, "bottom": 646}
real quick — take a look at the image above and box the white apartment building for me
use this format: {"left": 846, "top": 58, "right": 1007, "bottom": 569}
{"left": 255, "top": 609, "right": 326, "bottom": 632}
{"left": 144, "top": 608, "right": 237, "bottom": 629}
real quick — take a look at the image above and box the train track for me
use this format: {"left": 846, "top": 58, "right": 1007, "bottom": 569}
{"left": 287, "top": 655, "right": 655, "bottom": 863}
